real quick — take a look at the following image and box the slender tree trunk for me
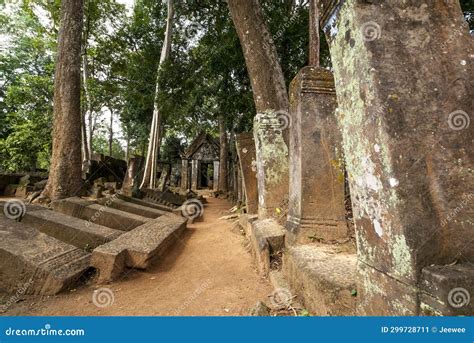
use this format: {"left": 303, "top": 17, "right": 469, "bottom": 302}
{"left": 81, "top": 108, "right": 89, "bottom": 162}
{"left": 308, "top": 0, "right": 320, "bottom": 67}
{"left": 140, "top": 0, "right": 174, "bottom": 190}
{"left": 82, "top": 55, "right": 93, "bottom": 158}
{"left": 227, "top": 0, "right": 289, "bottom": 113}
{"left": 109, "top": 108, "right": 114, "bottom": 157}
{"left": 125, "top": 133, "right": 130, "bottom": 161}
{"left": 218, "top": 114, "right": 228, "bottom": 192}
{"left": 42, "top": 0, "right": 84, "bottom": 200}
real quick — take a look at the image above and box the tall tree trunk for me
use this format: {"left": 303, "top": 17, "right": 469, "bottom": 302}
{"left": 218, "top": 114, "right": 228, "bottom": 192}
{"left": 308, "top": 0, "right": 320, "bottom": 67}
{"left": 42, "top": 0, "right": 84, "bottom": 201}
{"left": 227, "top": 0, "right": 289, "bottom": 113}
{"left": 108, "top": 107, "right": 114, "bottom": 157}
{"left": 140, "top": 0, "right": 174, "bottom": 190}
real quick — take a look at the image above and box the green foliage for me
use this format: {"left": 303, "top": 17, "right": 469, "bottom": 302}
{"left": 92, "top": 133, "right": 125, "bottom": 160}
{"left": 0, "top": 0, "right": 57, "bottom": 171}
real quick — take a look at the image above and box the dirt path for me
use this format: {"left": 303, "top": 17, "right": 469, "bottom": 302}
{"left": 3, "top": 197, "right": 272, "bottom": 316}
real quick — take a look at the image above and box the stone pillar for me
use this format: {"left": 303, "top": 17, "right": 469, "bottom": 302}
{"left": 236, "top": 133, "right": 259, "bottom": 215}
{"left": 213, "top": 161, "right": 220, "bottom": 191}
{"left": 286, "top": 66, "right": 347, "bottom": 244}
{"left": 253, "top": 113, "right": 289, "bottom": 218}
{"left": 320, "top": 0, "right": 473, "bottom": 315}
{"left": 181, "top": 159, "right": 189, "bottom": 190}
{"left": 122, "top": 156, "right": 144, "bottom": 197}
{"left": 157, "top": 165, "right": 170, "bottom": 192}
{"left": 191, "top": 160, "right": 198, "bottom": 191}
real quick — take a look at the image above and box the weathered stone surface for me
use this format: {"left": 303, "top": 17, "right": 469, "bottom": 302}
{"left": 320, "top": 0, "right": 473, "bottom": 314}
{"left": 84, "top": 155, "right": 128, "bottom": 184}
{"left": 287, "top": 66, "right": 347, "bottom": 244}
{"left": 51, "top": 197, "right": 149, "bottom": 231}
{"left": 142, "top": 189, "right": 184, "bottom": 207}
{"left": 213, "top": 160, "right": 220, "bottom": 191}
{"left": 22, "top": 209, "right": 122, "bottom": 250}
{"left": 91, "top": 214, "right": 187, "bottom": 282}
{"left": 117, "top": 194, "right": 173, "bottom": 213}
{"left": 122, "top": 156, "right": 144, "bottom": 197}
{"left": 248, "top": 219, "right": 285, "bottom": 276}
{"left": 357, "top": 261, "right": 418, "bottom": 316}
{"left": 254, "top": 112, "right": 289, "bottom": 219}
{"left": 157, "top": 165, "right": 170, "bottom": 192}
{"left": 97, "top": 197, "right": 167, "bottom": 219}
{"left": 420, "top": 264, "right": 474, "bottom": 316}
{"left": 239, "top": 214, "right": 258, "bottom": 237}
{"left": 236, "top": 133, "right": 259, "bottom": 215}
{"left": 0, "top": 217, "right": 90, "bottom": 295}
{"left": 283, "top": 245, "right": 357, "bottom": 316}
{"left": 191, "top": 160, "right": 198, "bottom": 190}
{"left": 181, "top": 159, "right": 190, "bottom": 190}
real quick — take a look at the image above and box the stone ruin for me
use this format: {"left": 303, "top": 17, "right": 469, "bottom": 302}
{"left": 239, "top": 0, "right": 473, "bottom": 316}
{"left": 0, "top": 193, "right": 188, "bottom": 298}
{"left": 0, "top": 153, "right": 203, "bottom": 302}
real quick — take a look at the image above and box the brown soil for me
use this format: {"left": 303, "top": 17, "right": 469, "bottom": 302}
{"left": 2, "top": 197, "right": 272, "bottom": 316}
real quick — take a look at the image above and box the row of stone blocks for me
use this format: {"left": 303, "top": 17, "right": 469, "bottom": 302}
{"left": 0, "top": 195, "right": 186, "bottom": 296}
{"left": 239, "top": 215, "right": 357, "bottom": 316}
{"left": 241, "top": 216, "right": 474, "bottom": 316}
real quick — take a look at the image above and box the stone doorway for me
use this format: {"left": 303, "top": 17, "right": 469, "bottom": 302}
{"left": 198, "top": 161, "right": 214, "bottom": 190}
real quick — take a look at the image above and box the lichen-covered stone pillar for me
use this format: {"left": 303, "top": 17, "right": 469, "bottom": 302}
{"left": 286, "top": 66, "right": 347, "bottom": 244}
{"left": 181, "top": 159, "right": 189, "bottom": 190}
{"left": 191, "top": 160, "right": 198, "bottom": 191}
{"left": 236, "top": 133, "right": 259, "bottom": 214}
{"left": 254, "top": 112, "right": 289, "bottom": 218}
{"left": 213, "top": 161, "right": 220, "bottom": 191}
{"left": 319, "top": 0, "right": 473, "bottom": 315}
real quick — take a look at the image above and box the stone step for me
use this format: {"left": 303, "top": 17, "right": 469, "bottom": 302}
{"left": 0, "top": 216, "right": 90, "bottom": 295}
{"left": 22, "top": 209, "right": 122, "bottom": 250}
{"left": 51, "top": 197, "right": 149, "bottom": 231}
{"left": 97, "top": 197, "right": 168, "bottom": 219}
{"left": 241, "top": 218, "right": 285, "bottom": 277}
{"left": 118, "top": 194, "right": 173, "bottom": 212}
{"left": 91, "top": 214, "right": 187, "bottom": 283}
{"left": 283, "top": 245, "right": 357, "bottom": 316}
